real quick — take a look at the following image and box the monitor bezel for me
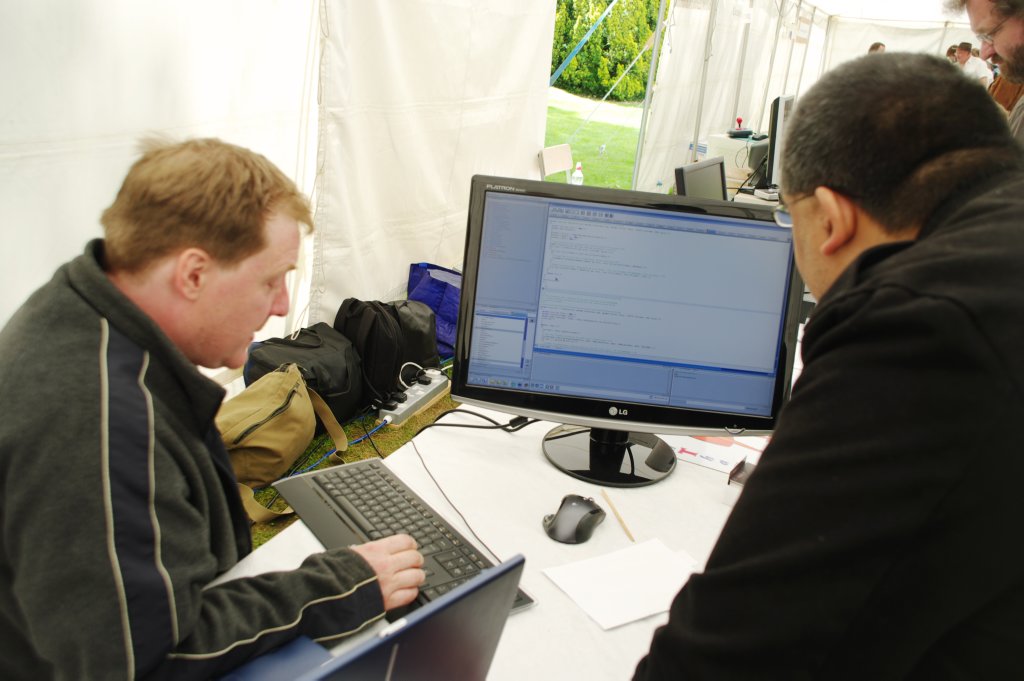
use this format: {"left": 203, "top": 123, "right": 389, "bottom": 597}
{"left": 765, "top": 94, "right": 795, "bottom": 188}
{"left": 452, "top": 174, "right": 805, "bottom": 437}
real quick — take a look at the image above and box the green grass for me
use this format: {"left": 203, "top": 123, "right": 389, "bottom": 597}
{"left": 543, "top": 106, "right": 641, "bottom": 190}
{"left": 250, "top": 393, "right": 462, "bottom": 548}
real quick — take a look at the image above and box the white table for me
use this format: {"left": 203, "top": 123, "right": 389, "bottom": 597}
{"left": 706, "top": 132, "right": 761, "bottom": 187}
{"left": 732, "top": 190, "right": 778, "bottom": 206}
{"left": 226, "top": 408, "right": 741, "bottom": 679}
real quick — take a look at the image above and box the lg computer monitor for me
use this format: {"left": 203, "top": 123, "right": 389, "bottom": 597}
{"left": 752, "top": 94, "right": 795, "bottom": 190}
{"left": 451, "top": 175, "right": 804, "bottom": 488}
{"left": 675, "top": 156, "right": 727, "bottom": 201}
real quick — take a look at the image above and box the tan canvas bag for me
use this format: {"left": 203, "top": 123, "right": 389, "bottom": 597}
{"left": 216, "top": 363, "right": 348, "bottom": 522}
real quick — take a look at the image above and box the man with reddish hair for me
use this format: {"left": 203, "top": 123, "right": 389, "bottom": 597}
{"left": 0, "top": 138, "right": 425, "bottom": 679}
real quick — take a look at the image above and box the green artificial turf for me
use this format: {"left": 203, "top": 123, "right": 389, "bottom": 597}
{"left": 250, "top": 393, "right": 461, "bottom": 548}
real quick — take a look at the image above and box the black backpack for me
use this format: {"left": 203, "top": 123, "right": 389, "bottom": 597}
{"left": 392, "top": 300, "right": 441, "bottom": 370}
{"left": 243, "top": 322, "right": 364, "bottom": 425}
{"left": 333, "top": 299, "right": 440, "bottom": 405}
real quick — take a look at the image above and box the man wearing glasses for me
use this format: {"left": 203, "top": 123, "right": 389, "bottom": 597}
{"left": 635, "top": 52, "right": 1024, "bottom": 679}
{"left": 947, "top": 0, "right": 1024, "bottom": 140}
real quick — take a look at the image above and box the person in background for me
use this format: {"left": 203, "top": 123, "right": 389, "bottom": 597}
{"left": 957, "top": 40, "right": 995, "bottom": 85}
{"left": 635, "top": 52, "right": 1024, "bottom": 679}
{"left": 0, "top": 138, "right": 425, "bottom": 679}
{"left": 947, "top": 0, "right": 1024, "bottom": 142}
{"left": 868, "top": 41, "right": 886, "bottom": 53}
{"left": 947, "top": 43, "right": 959, "bottom": 61}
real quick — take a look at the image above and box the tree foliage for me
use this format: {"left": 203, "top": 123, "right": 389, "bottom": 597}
{"left": 551, "top": 0, "right": 661, "bottom": 101}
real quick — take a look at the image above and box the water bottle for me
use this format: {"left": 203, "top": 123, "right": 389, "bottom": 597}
{"left": 571, "top": 161, "right": 584, "bottom": 186}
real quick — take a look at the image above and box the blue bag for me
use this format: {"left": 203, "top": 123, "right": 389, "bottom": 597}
{"left": 407, "top": 263, "right": 461, "bottom": 359}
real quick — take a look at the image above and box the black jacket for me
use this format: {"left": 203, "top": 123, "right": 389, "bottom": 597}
{"left": 635, "top": 171, "right": 1024, "bottom": 679}
{"left": 0, "top": 241, "right": 385, "bottom": 680}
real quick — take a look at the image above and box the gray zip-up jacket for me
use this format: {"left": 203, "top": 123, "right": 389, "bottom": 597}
{"left": 0, "top": 240, "right": 385, "bottom": 679}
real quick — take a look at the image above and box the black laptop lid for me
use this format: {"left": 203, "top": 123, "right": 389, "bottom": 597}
{"left": 297, "top": 555, "right": 525, "bottom": 681}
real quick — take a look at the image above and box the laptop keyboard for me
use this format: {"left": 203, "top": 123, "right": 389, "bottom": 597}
{"left": 312, "top": 460, "right": 533, "bottom": 610}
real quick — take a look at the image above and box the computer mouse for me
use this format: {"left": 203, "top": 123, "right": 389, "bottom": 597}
{"left": 542, "top": 494, "right": 606, "bottom": 544}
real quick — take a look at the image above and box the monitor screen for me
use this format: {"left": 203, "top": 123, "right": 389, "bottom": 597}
{"left": 675, "top": 156, "right": 727, "bottom": 201}
{"left": 452, "top": 175, "right": 804, "bottom": 487}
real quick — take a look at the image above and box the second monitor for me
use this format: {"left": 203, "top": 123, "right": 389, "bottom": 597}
{"left": 675, "top": 156, "right": 727, "bottom": 201}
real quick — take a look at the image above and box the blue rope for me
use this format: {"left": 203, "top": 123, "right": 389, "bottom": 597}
{"left": 295, "top": 420, "right": 388, "bottom": 474}
{"left": 549, "top": 0, "right": 621, "bottom": 87}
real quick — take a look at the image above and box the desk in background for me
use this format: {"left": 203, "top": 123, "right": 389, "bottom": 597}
{"left": 732, "top": 190, "right": 777, "bottom": 206}
{"left": 706, "top": 133, "right": 761, "bottom": 198}
{"left": 227, "top": 408, "right": 739, "bottom": 680}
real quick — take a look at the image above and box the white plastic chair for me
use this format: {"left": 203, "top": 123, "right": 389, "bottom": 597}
{"left": 538, "top": 144, "right": 574, "bottom": 181}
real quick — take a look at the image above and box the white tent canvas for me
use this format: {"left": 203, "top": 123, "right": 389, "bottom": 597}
{"left": 0, "top": 0, "right": 975, "bottom": 340}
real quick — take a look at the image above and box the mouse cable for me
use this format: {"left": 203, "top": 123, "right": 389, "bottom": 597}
{"left": 404, "top": 408, "right": 540, "bottom": 564}
{"left": 409, "top": 437, "right": 503, "bottom": 565}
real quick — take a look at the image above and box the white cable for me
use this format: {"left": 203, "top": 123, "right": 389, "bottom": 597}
{"left": 398, "top": 361, "right": 425, "bottom": 390}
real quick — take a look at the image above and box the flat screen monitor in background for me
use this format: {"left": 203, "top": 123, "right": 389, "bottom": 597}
{"left": 452, "top": 175, "right": 804, "bottom": 488}
{"left": 675, "top": 156, "right": 727, "bottom": 201}
{"left": 751, "top": 94, "right": 795, "bottom": 190}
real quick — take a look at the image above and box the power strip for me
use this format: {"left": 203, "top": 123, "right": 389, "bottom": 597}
{"left": 379, "top": 371, "right": 450, "bottom": 427}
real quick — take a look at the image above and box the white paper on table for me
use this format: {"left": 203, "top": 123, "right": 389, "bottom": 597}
{"left": 542, "top": 539, "right": 697, "bottom": 630}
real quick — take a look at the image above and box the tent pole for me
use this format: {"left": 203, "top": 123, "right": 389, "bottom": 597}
{"left": 820, "top": 14, "right": 835, "bottom": 75}
{"left": 781, "top": 0, "right": 802, "bottom": 93}
{"left": 730, "top": 1, "right": 754, "bottom": 126}
{"left": 795, "top": 6, "right": 815, "bottom": 95}
{"left": 689, "top": 0, "right": 721, "bottom": 164}
{"left": 631, "top": 0, "right": 669, "bottom": 190}
{"left": 758, "top": 0, "right": 787, "bottom": 131}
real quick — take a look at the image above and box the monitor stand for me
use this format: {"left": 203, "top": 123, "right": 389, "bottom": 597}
{"left": 542, "top": 426, "right": 676, "bottom": 488}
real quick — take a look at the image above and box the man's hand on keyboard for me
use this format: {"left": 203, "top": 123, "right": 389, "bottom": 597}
{"left": 351, "top": 534, "right": 426, "bottom": 610}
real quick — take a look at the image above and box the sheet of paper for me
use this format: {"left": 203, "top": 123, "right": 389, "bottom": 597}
{"left": 542, "top": 539, "right": 697, "bottom": 630}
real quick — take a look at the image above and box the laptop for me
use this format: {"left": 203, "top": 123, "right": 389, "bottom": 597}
{"left": 221, "top": 555, "right": 524, "bottom": 681}
{"left": 298, "top": 554, "right": 525, "bottom": 680}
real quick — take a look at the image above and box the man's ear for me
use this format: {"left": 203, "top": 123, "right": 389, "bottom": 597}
{"left": 171, "top": 248, "right": 213, "bottom": 302}
{"left": 814, "top": 186, "right": 858, "bottom": 256}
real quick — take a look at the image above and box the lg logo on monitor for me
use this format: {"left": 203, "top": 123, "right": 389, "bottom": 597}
{"left": 608, "top": 406, "right": 629, "bottom": 417}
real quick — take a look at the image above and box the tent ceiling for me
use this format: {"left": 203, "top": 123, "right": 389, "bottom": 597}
{"left": 809, "top": 0, "right": 965, "bottom": 23}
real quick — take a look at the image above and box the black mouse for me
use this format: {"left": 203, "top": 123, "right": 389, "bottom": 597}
{"left": 542, "top": 494, "right": 606, "bottom": 544}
